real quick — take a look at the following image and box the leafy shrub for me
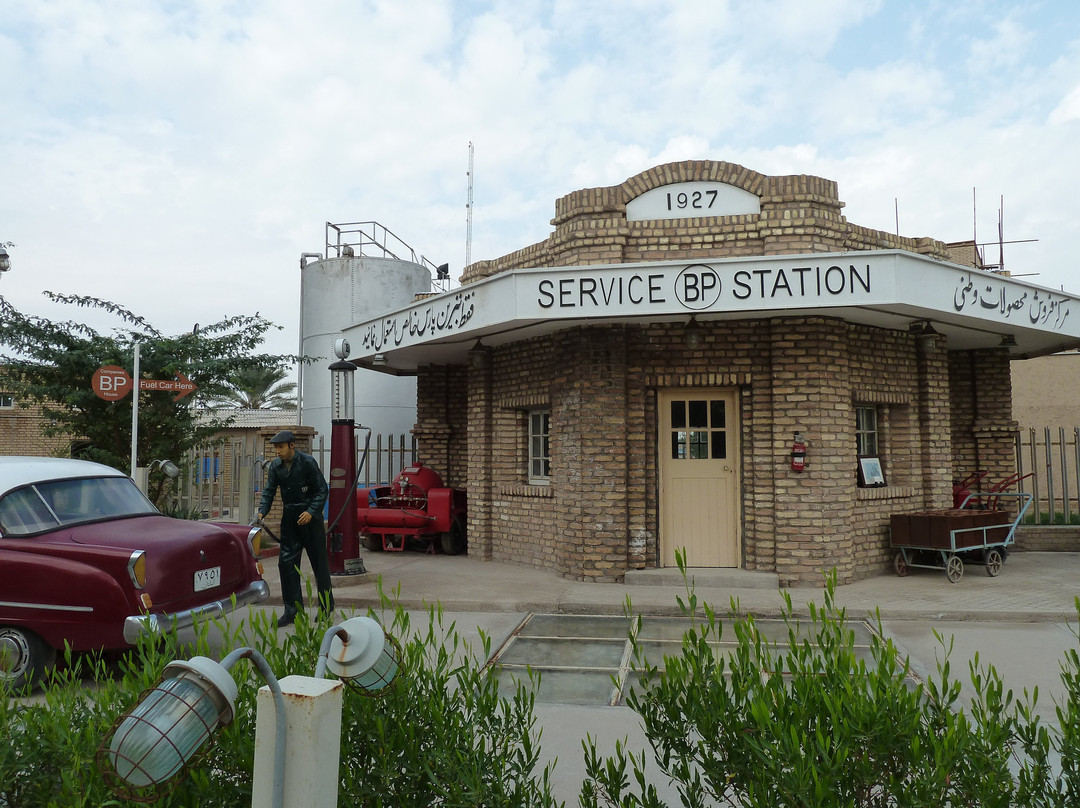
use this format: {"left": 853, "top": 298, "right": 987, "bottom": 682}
{"left": 0, "top": 584, "right": 560, "bottom": 807}
{"left": 581, "top": 556, "right": 1080, "bottom": 807}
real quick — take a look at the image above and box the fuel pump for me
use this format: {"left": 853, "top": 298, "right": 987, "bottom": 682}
{"left": 327, "top": 339, "right": 365, "bottom": 575}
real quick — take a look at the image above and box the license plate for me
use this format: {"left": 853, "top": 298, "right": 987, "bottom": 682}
{"left": 194, "top": 566, "right": 221, "bottom": 592}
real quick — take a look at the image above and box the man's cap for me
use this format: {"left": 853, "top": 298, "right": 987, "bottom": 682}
{"left": 270, "top": 429, "right": 296, "bottom": 444}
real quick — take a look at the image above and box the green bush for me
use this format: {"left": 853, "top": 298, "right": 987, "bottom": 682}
{"left": 0, "top": 585, "right": 560, "bottom": 807}
{"left": 581, "top": 556, "right": 1080, "bottom": 807}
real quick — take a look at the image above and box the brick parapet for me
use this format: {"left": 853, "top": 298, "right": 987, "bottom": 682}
{"left": 461, "top": 159, "right": 950, "bottom": 283}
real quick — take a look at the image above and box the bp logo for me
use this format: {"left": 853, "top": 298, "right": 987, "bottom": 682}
{"left": 675, "top": 264, "right": 721, "bottom": 310}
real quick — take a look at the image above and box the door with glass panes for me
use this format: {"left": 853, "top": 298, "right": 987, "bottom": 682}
{"left": 659, "top": 389, "right": 739, "bottom": 567}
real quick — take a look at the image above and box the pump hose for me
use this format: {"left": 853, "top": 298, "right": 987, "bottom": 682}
{"left": 326, "top": 429, "right": 372, "bottom": 535}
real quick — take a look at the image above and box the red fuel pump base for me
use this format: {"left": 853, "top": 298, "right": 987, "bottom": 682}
{"left": 327, "top": 419, "right": 364, "bottom": 575}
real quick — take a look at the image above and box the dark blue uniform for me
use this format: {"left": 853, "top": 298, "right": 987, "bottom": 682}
{"left": 258, "top": 449, "right": 334, "bottom": 617}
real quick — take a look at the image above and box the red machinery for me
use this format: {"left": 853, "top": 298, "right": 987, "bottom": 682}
{"left": 357, "top": 462, "right": 467, "bottom": 555}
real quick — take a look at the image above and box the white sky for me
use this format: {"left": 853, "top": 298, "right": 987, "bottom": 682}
{"left": 2, "top": 0, "right": 1079, "bottom": 361}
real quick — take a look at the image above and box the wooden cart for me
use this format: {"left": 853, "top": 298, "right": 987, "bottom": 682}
{"left": 889, "top": 492, "right": 1033, "bottom": 583}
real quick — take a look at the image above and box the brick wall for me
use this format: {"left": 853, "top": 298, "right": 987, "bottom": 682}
{"left": 1015, "top": 526, "right": 1080, "bottom": 551}
{"left": 949, "top": 348, "right": 1017, "bottom": 504}
{"left": 414, "top": 364, "right": 468, "bottom": 487}
{"left": 0, "top": 398, "right": 73, "bottom": 457}
{"left": 438, "top": 311, "right": 975, "bottom": 584}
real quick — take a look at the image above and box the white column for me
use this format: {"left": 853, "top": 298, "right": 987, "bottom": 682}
{"left": 252, "top": 675, "right": 344, "bottom": 808}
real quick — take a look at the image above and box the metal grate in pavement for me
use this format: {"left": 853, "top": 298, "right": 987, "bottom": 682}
{"left": 488, "top": 613, "right": 904, "bottom": 707}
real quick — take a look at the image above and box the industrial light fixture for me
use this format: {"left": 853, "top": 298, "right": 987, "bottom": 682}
{"left": 99, "top": 619, "right": 400, "bottom": 805}
{"left": 148, "top": 459, "right": 180, "bottom": 479}
{"left": 372, "top": 353, "right": 388, "bottom": 367}
{"left": 1000, "top": 334, "right": 1017, "bottom": 347}
{"left": 99, "top": 656, "right": 240, "bottom": 799}
{"left": 469, "top": 339, "right": 487, "bottom": 368}
{"left": 0, "top": 246, "right": 10, "bottom": 274}
{"left": 907, "top": 320, "right": 938, "bottom": 336}
{"left": 685, "top": 316, "right": 702, "bottom": 349}
{"left": 315, "top": 615, "right": 402, "bottom": 695}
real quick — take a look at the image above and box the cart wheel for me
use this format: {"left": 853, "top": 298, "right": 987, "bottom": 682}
{"left": 946, "top": 554, "right": 964, "bottom": 583}
{"left": 361, "top": 533, "right": 382, "bottom": 552}
{"left": 984, "top": 548, "right": 1004, "bottom": 577}
{"left": 893, "top": 551, "right": 909, "bottom": 577}
{"left": 440, "top": 517, "right": 467, "bottom": 556}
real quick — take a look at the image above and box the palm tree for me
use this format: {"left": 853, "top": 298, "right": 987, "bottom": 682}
{"left": 212, "top": 365, "right": 297, "bottom": 409}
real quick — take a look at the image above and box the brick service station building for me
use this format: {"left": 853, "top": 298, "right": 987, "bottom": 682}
{"left": 343, "top": 161, "right": 1080, "bottom": 586}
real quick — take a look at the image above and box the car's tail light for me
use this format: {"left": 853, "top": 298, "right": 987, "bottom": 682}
{"left": 128, "top": 550, "right": 147, "bottom": 590}
{"left": 246, "top": 527, "right": 263, "bottom": 559}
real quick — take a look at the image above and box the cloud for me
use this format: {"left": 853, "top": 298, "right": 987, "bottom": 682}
{"left": 1, "top": 0, "right": 1078, "bottom": 358}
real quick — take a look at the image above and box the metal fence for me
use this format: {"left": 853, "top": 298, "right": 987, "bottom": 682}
{"left": 1015, "top": 427, "right": 1080, "bottom": 525}
{"left": 177, "top": 432, "right": 417, "bottom": 523}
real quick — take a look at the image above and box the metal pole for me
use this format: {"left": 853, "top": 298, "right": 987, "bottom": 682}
{"left": 1029, "top": 428, "right": 1041, "bottom": 524}
{"left": 222, "top": 648, "right": 286, "bottom": 808}
{"left": 130, "top": 342, "right": 140, "bottom": 478}
{"left": 1061, "top": 426, "right": 1071, "bottom": 524}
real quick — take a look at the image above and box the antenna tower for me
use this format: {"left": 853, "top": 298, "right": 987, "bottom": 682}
{"left": 465, "top": 141, "right": 474, "bottom": 269}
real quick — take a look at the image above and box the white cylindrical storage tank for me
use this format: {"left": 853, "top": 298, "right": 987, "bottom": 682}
{"left": 299, "top": 255, "right": 430, "bottom": 444}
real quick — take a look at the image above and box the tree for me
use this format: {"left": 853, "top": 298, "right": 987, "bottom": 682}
{"left": 209, "top": 364, "right": 297, "bottom": 410}
{"left": 0, "top": 292, "right": 299, "bottom": 472}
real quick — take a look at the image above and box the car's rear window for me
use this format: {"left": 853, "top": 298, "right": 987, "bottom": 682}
{"left": 0, "top": 476, "right": 158, "bottom": 536}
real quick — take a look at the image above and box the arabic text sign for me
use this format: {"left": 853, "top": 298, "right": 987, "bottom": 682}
{"left": 952, "top": 272, "right": 1070, "bottom": 328}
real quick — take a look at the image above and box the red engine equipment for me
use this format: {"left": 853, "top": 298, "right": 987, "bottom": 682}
{"left": 356, "top": 462, "right": 468, "bottom": 555}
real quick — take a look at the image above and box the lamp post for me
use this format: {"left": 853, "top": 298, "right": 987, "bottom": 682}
{"left": 0, "top": 245, "right": 11, "bottom": 275}
{"left": 99, "top": 617, "right": 401, "bottom": 808}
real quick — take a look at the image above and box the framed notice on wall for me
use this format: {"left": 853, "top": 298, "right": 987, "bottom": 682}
{"left": 858, "top": 456, "right": 886, "bottom": 487}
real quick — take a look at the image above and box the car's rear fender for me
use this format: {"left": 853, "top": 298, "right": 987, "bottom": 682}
{"left": 0, "top": 548, "right": 134, "bottom": 651}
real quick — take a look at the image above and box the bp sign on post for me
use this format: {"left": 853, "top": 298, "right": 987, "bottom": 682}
{"left": 92, "top": 365, "right": 134, "bottom": 401}
{"left": 94, "top": 345, "right": 201, "bottom": 478}
{"left": 92, "top": 366, "right": 197, "bottom": 402}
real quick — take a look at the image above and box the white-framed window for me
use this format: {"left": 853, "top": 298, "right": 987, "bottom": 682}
{"left": 0, "top": 393, "right": 14, "bottom": 409}
{"left": 855, "top": 405, "right": 878, "bottom": 456}
{"left": 855, "top": 405, "right": 886, "bottom": 487}
{"left": 528, "top": 409, "right": 551, "bottom": 484}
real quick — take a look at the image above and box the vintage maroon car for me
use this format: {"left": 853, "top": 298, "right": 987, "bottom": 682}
{"left": 0, "top": 457, "right": 269, "bottom": 689}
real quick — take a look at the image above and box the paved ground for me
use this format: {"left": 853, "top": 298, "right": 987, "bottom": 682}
{"left": 266, "top": 547, "right": 1080, "bottom": 621}
{"left": 258, "top": 548, "right": 1080, "bottom": 805}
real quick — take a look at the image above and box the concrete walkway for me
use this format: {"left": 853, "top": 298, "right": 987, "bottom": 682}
{"left": 263, "top": 548, "right": 1080, "bottom": 623}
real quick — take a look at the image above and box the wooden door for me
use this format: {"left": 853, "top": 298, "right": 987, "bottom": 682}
{"left": 659, "top": 389, "right": 739, "bottom": 567}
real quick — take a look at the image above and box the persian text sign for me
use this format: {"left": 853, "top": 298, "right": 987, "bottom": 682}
{"left": 361, "top": 290, "right": 476, "bottom": 352}
{"left": 952, "top": 272, "right": 1070, "bottom": 328}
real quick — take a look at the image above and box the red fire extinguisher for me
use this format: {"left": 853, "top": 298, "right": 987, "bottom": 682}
{"left": 791, "top": 432, "right": 807, "bottom": 472}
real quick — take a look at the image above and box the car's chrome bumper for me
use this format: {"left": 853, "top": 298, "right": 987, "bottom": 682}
{"left": 123, "top": 579, "right": 271, "bottom": 644}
